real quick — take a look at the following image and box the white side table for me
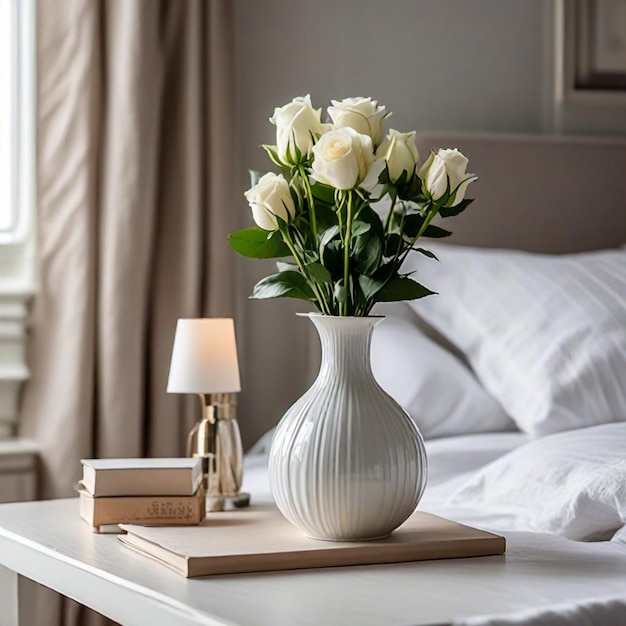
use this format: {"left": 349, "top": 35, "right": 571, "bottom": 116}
{"left": 2, "top": 498, "right": 626, "bottom": 626}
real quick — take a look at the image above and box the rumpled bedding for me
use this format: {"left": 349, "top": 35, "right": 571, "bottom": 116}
{"left": 243, "top": 431, "right": 626, "bottom": 625}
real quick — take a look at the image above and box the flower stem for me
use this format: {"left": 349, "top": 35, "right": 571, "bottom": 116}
{"left": 280, "top": 225, "right": 331, "bottom": 315}
{"left": 399, "top": 200, "right": 439, "bottom": 266}
{"left": 392, "top": 208, "right": 406, "bottom": 266}
{"left": 299, "top": 166, "right": 318, "bottom": 242}
{"left": 342, "top": 191, "right": 354, "bottom": 316}
{"left": 362, "top": 201, "right": 434, "bottom": 316}
{"left": 383, "top": 193, "right": 398, "bottom": 234}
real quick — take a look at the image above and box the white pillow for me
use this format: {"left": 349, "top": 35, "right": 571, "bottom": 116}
{"left": 449, "top": 423, "right": 626, "bottom": 541}
{"left": 370, "top": 302, "right": 514, "bottom": 439}
{"left": 248, "top": 303, "right": 514, "bottom": 450}
{"left": 407, "top": 245, "right": 626, "bottom": 436}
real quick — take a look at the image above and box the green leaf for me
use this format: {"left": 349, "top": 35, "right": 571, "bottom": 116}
{"left": 384, "top": 233, "right": 405, "bottom": 258}
{"left": 393, "top": 169, "right": 409, "bottom": 188}
{"left": 293, "top": 142, "right": 303, "bottom": 164}
{"left": 305, "top": 262, "right": 332, "bottom": 284}
{"left": 357, "top": 263, "right": 397, "bottom": 299}
{"left": 354, "top": 232, "right": 382, "bottom": 275}
{"left": 228, "top": 228, "right": 291, "bottom": 258}
{"left": 356, "top": 205, "right": 385, "bottom": 235}
{"left": 321, "top": 241, "right": 343, "bottom": 278}
{"left": 439, "top": 198, "right": 473, "bottom": 218}
{"left": 310, "top": 182, "right": 336, "bottom": 205}
{"left": 375, "top": 277, "right": 436, "bottom": 302}
{"left": 276, "top": 261, "right": 299, "bottom": 273}
{"left": 333, "top": 280, "right": 347, "bottom": 303}
{"left": 353, "top": 277, "right": 366, "bottom": 310}
{"left": 423, "top": 225, "right": 452, "bottom": 238}
{"left": 314, "top": 203, "right": 339, "bottom": 230}
{"left": 403, "top": 213, "right": 426, "bottom": 238}
{"left": 399, "top": 174, "right": 423, "bottom": 202}
{"left": 319, "top": 225, "right": 341, "bottom": 250}
{"left": 301, "top": 250, "right": 318, "bottom": 264}
{"left": 250, "top": 271, "right": 315, "bottom": 301}
{"left": 351, "top": 205, "right": 385, "bottom": 275}
{"left": 261, "top": 144, "right": 284, "bottom": 169}
{"left": 377, "top": 168, "right": 391, "bottom": 186}
{"left": 358, "top": 274, "right": 386, "bottom": 300}
{"left": 350, "top": 221, "right": 372, "bottom": 238}
{"left": 413, "top": 247, "right": 438, "bottom": 260}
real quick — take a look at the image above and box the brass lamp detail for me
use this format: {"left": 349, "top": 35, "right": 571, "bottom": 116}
{"left": 187, "top": 392, "right": 244, "bottom": 499}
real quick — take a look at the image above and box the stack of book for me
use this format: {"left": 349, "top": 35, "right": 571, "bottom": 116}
{"left": 78, "top": 458, "right": 205, "bottom": 532}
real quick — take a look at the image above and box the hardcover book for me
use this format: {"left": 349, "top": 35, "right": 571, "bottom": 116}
{"left": 80, "top": 458, "right": 203, "bottom": 497}
{"left": 118, "top": 506, "right": 506, "bottom": 577}
{"left": 79, "top": 487, "right": 206, "bottom": 532}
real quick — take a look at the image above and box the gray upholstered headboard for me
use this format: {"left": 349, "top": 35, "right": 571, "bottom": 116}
{"left": 239, "top": 133, "right": 626, "bottom": 449}
{"left": 416, "top": 133, "right": 626, "bottom": 253}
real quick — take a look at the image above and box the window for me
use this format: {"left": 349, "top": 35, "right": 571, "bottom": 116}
{"left": 0, "top": 0, "right": 36, "bottom": 439}
{"left": 0, "top": 0, "right": 35, "bottom": 246}
{"left": 0, "top": 0, "right": 17, "bottom": 236}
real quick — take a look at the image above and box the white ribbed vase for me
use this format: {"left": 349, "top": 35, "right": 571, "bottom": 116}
{"left": 268, "top": 314, "right": 427, "bottom": 541}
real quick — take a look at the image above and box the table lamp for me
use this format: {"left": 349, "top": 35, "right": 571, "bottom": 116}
{"left": 167, "top": 318, "right": 249, "bottom": 511}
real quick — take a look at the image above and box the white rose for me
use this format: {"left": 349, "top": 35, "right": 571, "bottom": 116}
{"left": 327, "top": 97, "right": 388, "bottom": 147}
{"left": 376, "top": 129, "right": 419, "bottom": 183}
{"left": 419, "top": 148, "right": 476, "bottom": 207}
{"left": 244, "top": 173, "right": 296, "bottom": 231}
{"left": 269, "top": 95, "right": 323, "bottom": 164}
{"left": 311, "top": 127, "right": 382, "bottom": 191}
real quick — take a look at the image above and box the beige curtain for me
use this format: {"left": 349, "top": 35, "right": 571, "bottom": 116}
{"left": 19, "top": 0, "right": 237, "bottom": 624}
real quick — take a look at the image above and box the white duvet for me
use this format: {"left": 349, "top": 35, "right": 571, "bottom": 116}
{"left": 243, "top": 429, "right": 626, "bottom": 626}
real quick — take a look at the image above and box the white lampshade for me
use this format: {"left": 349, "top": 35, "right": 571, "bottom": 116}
{"left": 167, "top": 318, "right": 241, "bottom": 394}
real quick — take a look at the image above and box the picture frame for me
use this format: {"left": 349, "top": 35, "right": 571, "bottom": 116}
{"left": 556, "top": 0, "right": 626, "bottom": 106}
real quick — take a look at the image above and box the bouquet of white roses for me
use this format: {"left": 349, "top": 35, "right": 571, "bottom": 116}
{"left": 228, "top": 95, "right": 477, "bottom": 316}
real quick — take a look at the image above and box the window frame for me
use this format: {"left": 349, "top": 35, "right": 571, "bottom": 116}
{"left": 0, "top": 0, "right": 37, "bottom": 440}
{"left": 0, "top": 0, "right": 36, "bottom": 247}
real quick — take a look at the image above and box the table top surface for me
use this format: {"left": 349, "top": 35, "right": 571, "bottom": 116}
{"left": 1, "top": 498, "right": 626, "bottom": 626}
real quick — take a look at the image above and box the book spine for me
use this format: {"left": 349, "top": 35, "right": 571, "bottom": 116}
{"left": 82, "top": 490, "right": 206, "bottom": 528}
{"left": 88, "top": 467, "right": 199, "bottom": 497}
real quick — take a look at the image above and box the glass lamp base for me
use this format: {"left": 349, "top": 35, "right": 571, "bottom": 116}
{"left": 206, "top": 492, "right": 251, "bottom": 513}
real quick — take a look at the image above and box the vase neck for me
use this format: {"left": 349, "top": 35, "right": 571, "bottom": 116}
{"left": 307, "top": 315, "right": 381, "bottom": 378}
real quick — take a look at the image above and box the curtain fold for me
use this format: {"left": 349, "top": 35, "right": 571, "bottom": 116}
{"left": 19, "top": 1, "right": 237, "bottom": 624}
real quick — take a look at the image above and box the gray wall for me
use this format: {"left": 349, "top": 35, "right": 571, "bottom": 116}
{"left": 233, "top": 0, "right": 626, "bottom": 449}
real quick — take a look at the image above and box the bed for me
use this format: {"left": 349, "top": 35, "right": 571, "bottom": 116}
{"left": 240, "top": 133, "right": 626, "bottom": 625}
